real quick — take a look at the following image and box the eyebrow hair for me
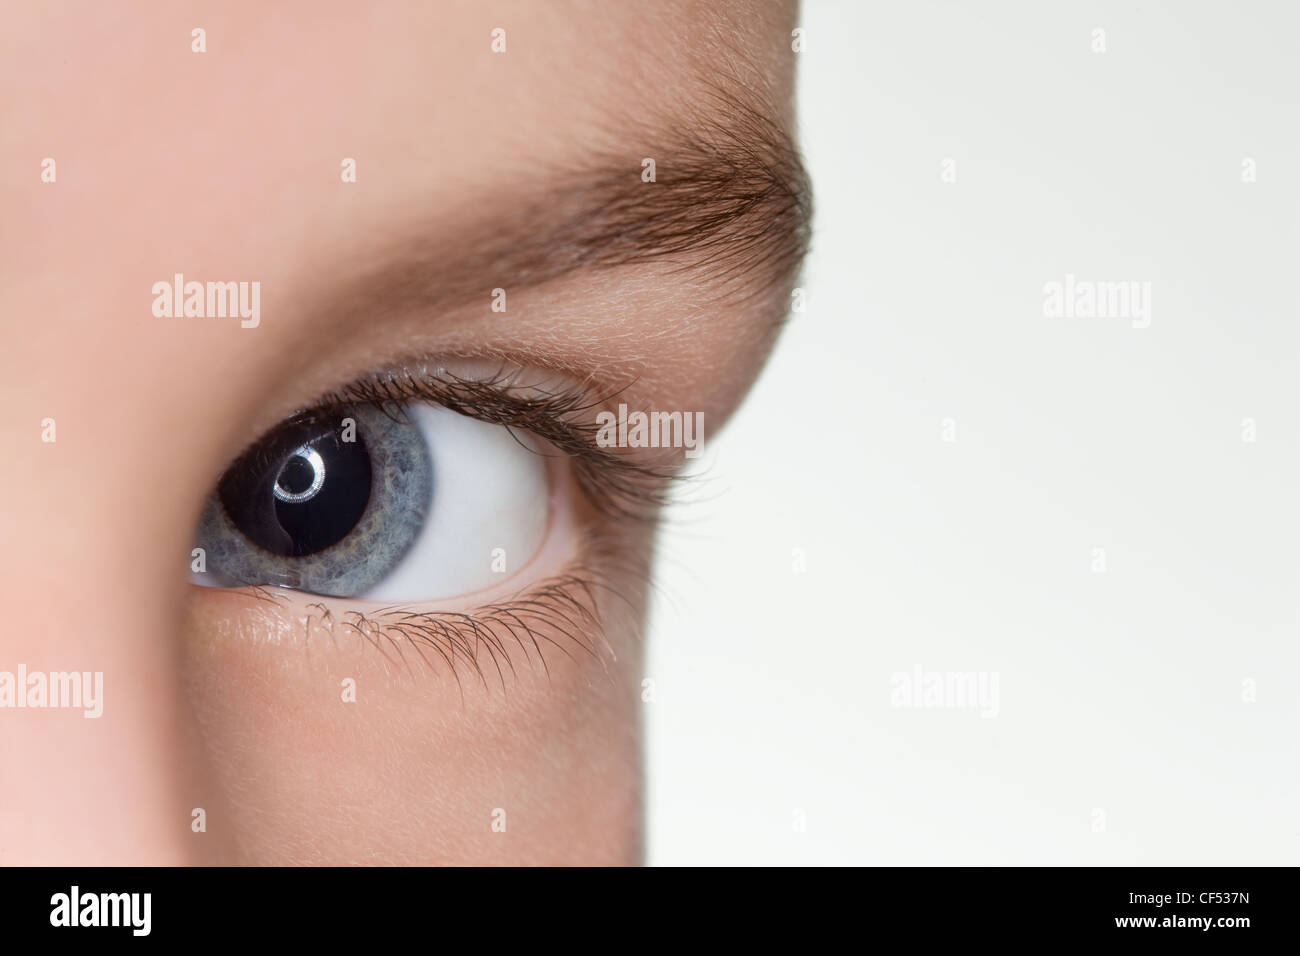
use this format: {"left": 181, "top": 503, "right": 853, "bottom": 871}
{"left": 526, "top": 92, "right": 813, "bottom": 294}
{"left": 317, "top": 89, "right": 812, "bottom": 330}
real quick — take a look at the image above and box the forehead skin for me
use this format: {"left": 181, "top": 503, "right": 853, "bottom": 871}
{"left": 0, "top": 0, "right": 801, "bottom": 863}
{"left": 3, "top": 0, "right": 802, "bottom": 463}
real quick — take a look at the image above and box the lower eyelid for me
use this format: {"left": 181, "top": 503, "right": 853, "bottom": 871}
{"left": 186, "top": 560, "right": 616, "bottom": 700}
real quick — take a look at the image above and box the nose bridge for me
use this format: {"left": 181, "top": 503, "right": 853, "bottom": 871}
{"left": 0, "top": 368, "right": 204, "bottom": 864}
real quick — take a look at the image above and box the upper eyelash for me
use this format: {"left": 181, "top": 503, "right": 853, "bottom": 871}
{"left": 312, "top": 365, "right": 684, "bottom": 523}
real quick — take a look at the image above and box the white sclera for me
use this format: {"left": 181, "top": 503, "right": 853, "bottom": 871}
{"left": 360, "top": 403, "right": 550, "bottom": 603}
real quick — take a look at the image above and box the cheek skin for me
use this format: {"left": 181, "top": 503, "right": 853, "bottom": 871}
{"left": 182, "top": 618, "right": 643, "bottom": 864}
{"left": 182, "top": 483, "right": 650, "bottom": 865}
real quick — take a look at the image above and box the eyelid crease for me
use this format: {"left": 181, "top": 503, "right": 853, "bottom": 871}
{"left": 314, "top": 365, "right": 686, "bottom": 523}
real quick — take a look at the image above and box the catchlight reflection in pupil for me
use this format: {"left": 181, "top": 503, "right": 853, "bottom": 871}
{"left": 274, "top": 447, "right": 325, "bottom": 502}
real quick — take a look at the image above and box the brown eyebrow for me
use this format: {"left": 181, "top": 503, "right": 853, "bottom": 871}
{"left": 535, "top": 92, "right": 813, "bottom": 294}
{"left": 314, "top": 90, "right": 812, "bottom": 330}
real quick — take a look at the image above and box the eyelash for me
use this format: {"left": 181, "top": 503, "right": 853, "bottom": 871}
{"left": 222, "top": 364, "right": 674, "bottom": 687}
{"left": 320, "top": 366, "right": 679, "bottom": 523}
{"left": 240, "top": 526, "right": 645, "bottom": 694}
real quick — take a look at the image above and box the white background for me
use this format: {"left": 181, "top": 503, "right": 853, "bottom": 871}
{"left": 646, "top": 0, "right": 1299, "bottom": 865}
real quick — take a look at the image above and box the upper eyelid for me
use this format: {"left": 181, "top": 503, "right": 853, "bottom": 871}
{"left": 313, "top": 366, "right": 681, "bottom": 523}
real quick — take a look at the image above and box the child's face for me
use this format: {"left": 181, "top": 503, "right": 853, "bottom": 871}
{"left": 0, "top": 0, "right": 807, "bottom": 863}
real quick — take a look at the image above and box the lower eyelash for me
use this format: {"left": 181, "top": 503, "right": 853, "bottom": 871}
{"left": 239, "top": 530, "right": 645, "bottom": 698}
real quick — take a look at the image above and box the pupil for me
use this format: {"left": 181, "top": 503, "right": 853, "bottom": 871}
{"left": 218, "top": 411, "right": 372, "bottom": 558}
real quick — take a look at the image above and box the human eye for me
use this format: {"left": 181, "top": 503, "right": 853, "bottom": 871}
{"left": 192, "top": 383, "right": 548, "bottom": 602}
{"left": 189, "top": 362, "right": 671, "bottom": 673}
